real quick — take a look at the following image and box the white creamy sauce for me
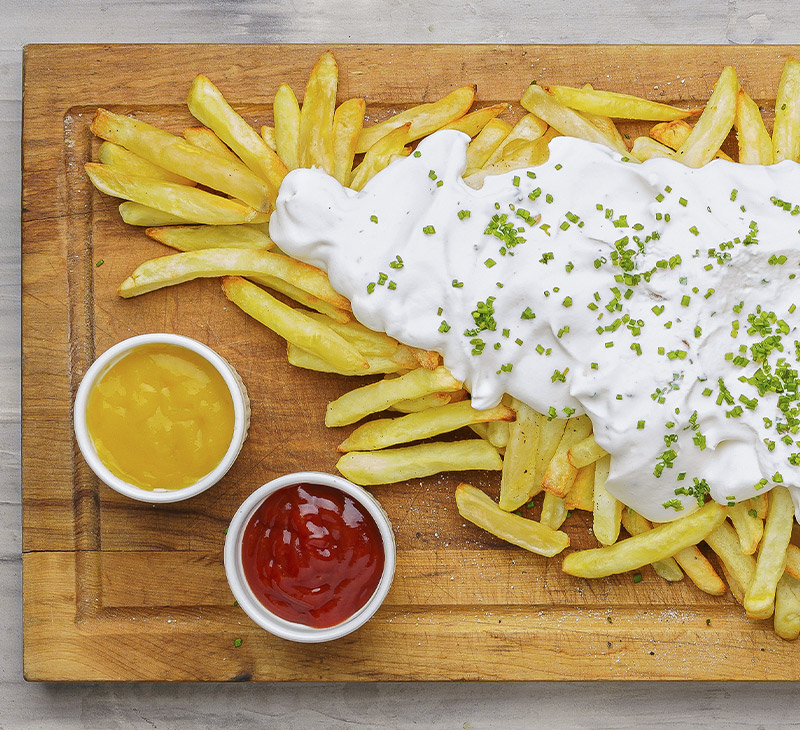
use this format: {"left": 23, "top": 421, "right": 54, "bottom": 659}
{"left": 271, "top": 131, "right": 800, "bottom": 522}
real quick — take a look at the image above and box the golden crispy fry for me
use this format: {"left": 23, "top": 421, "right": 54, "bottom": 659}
{"left": 671, "top": 545, "right": 726, "bottom": 595}
{"left": 222, "top": 276, "right": 366, "bottom": 372}
{"left": 774, "top": 572, "right": 800, "bottom": 640}
{"left": 772, "top": 58, "right": 800, "bottom": 162}
{"left": 356, "top": 85, "right": 476, "bottom": 154}
{"left": 304, "top": 312, "right": 397, "bottom": 356}
{"left": 464, "top": 118, "right": 512, "bottom": 176}
{"left": 674, "top": 66, "right": 739, "bottom": 167}
{"left": 498, "top": 399, "right": 544, "bottom": 512}
{"left": 784, "top": 543, "right": 800, "bottom": 580}
{"left": 456, "top": 483, "right": 569, "bottom": 557}
{"left": 298, "top": 52, "right": 337, "bottom": 174}
{"left": 463, "top": 142, "right": 551, "bottom": 189}
{"left": 251, "top": 275, "right": 351, "bottom": 323}
{"left": 338, "top": 441, "right": 501, "bottom": 486}
{"left": 409, "top": 347, "right": 440, "bottom": 371}
{"left": 91, "top": 109, "right": 270, "bottom": 212}
{"left": 98, "top": 141, "right": 196, "bottom": 186}
{"left": 483, "top": 113, "right": 548, "bottom": 168}
{"left": 649, "top": 119, "right": 733, "bottom": 161}
{"left": 542, "top": 415, "right": 592, "bottom": 498}
{"left": 118, "top": 201, "right": 190, "bottom": 226}
{"left": 567, "top": 433, "right": 608, "bottom": 469}
{"left": 85, "top": 164, "right": 269, "bottom": 226}
{"left": 182, "top": 126, "right": 243, "bottom": 166}
{"left": 630, "top": 136, "right": 675, "bottom": 161}
{"left": 540, "top": 492, "right": 569, "bottom": 530}
{"left": 592, "top": 454, "right": 622, "bottom": 546}
{"left": 273, "top": 83, "right": 301, "bottom": 170}
{"left": 331, "top": 99, "right": 365, "bottom": 187}
{"left": 620, "top": 509, "right": 684, "bottom": 582}
{"left": 705, "top": 520, "right": 756, "bottom": 603}
{"left": 390, "top": 392, "right": 455, "bottom": 413}
{"left": 326, "top": 366, "right": 462, "bottom": 427}
{"left": 564, "top": 463, "right": 595, "bottom": 512}
{"left": 187, "top": 74, "right": 287, "bottom": 200}
{"left": 728, "top": 501, "right": 764, "bottom": 555}
{"left": 443, "top": 103, "right": 509, "bottom": 137}
{"left": 562, "top": 501, "right": 726, "bottom": 578}
{"left": 533, "top": 417, "right": 567, "bottom": 492}
{"left": 261, "top": 125, "right": 277, "bottom": 151}
{"left": 287, "top": 343, "right": 415, "bottom": 375}
{"left": 337, "top": 400, "right": 514, "bottom": 452}
{"left": 146, "top": 224, "right": 273, "bottom": 252}
{"left": 546, "top": 84, "right": 700, "bottom": 121}
{"left": 521, "top": 83, "right": 628, "bottom": 155}
{"left": 487, "top": 404, "right": 511, "bottom": 448}
{"left": 735, "top": 89, "right": 773, "bottom": 165}
{"left": 350, "top": 123, "right": 412, "bottom": 191}
{"left": 752, "top": 493, "right": 769, "bottom": 520}
{"left": 745, "top": 486, "right": 794, "bottom": 620}
{"left": 118, "top": 248, "right": 348, "bottom": 309}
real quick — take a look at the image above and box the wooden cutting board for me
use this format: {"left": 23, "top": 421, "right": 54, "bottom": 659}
{"left": 21, "top": 43, "right": 800, "bottom": 681}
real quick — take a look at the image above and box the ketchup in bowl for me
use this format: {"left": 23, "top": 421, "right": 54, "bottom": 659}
{"left": 237, "top": 478, "right": 389, "bottom": 631}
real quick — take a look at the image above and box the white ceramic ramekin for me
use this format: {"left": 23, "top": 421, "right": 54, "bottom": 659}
{"left": 74, "top": 333, "right": 250, "bottom": 503}
{"left": 224, "top": 471, "right": 396, "bottom": 643}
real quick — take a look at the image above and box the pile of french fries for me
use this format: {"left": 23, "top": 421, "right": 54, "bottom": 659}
{"left": 84, "top": 51, "right": 800, "bottom": 640}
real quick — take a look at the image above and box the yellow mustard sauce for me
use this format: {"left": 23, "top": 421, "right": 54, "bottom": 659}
{"left": 85, "top": 343, "right": 235, "bottom": 490}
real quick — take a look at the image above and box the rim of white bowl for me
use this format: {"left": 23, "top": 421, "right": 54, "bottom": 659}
{"left": 224, "top": 471, "right": 396, "bottom": 643}
{"left": 73, "top": 333, "right": 250, "bottom": 504}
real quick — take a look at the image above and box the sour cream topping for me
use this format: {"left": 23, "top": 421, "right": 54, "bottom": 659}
{"left": 271, "top": 131, "right": 800, "bottom": 522}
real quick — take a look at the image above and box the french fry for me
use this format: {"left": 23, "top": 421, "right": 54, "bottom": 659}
{"left": 337, "top": 400, "right": 514, "bottom": 452}
{"left": 498, "top": 399, "right": 545, "bottom": 512}
{"left": 520, "top": 83, "right": 628, "bottom": 155}
{"left": 356, "top": 85, "right": 476, "bottom": 154}
{"left": 253, "top": 276, "right": 351, "bottom": 323}
{"left": 332, "top": 98, "right": 366, "bottom": 187}
{"left": 273, "top": 83, "right": 301, "bottom": 170}
{"left": 620, "top": 509, "right": 684, "bottom": 582}
{"left": 443, "top": 103, "right": 508, "bottom": 138}
{"left": 630, "top": 136, "right": 675, "bottom": 161}
{"left": 298, "top": 51, "right": 337, "bottom": 174}
{"left": 487, "top": 419, "right": 511, "bottom": 450}
{"left": 745, "top": 486, "right": 794, "bottom": 620}
{"left": 562, "top": 501, "right": 727, "bottom": 578}
{"left": 338, "top": 441, "right": 501, "bottom": 485}
{"left": 456, "top": 483, "right": 569, "bottom": 557}
{"left": 772, "top": 58, "right": 800, "bottom": 162}
{"left": 325, "top": 366, "right": 462, "bottom": 427}
{"left": 774, "top": 572, "right": 800, "bottom": 640}
{"left": 118, "top": 201, "right": 191, "bottom": 227}
{"left": 546, "top": 85, "right": 700, "bottom": 121}
{"left": 85, "top": 164, "right": 269, "bottom": 226}
{"left": 146, "top": 224, "right": 273, "bottom": 252}
{"left": 784, "top": 543, "right": 800, "bottom": 580}
{"left": 304, "top": 312, "right": 397, "bottom": 356}
{"left": 91, "top": 109, "right": 270, "bottom": 212}
{"left": 483, "top": 113, "right": 548, "bottom": 168}
{"left": 751, "top": 493, "right": 769, "bottom": 520}
{"left": 540, "top": 492, "right": 569, "bottom": 530}
{"left": 261, "top": 125, "right": 277, "bottom": 151}
{"left": 222, "top": 276, "right": 367, "bottom": 372}
{"left": 287, "top": 343, "right": 414, "bottom": 375}
{"left": 728, "top": 501, "right": 764, "bottom": 555}
{"left": 350, "top": 123, "right": 412, "bottom": 191}
{"left": 564, "top": 463, "right": 595, "bottom": 512}
{"left": 409, "top": 347, "right": 440, "bottom": 371}
{"left": 705, "top": 520, "right": 757, "bottom": 602}
{"left": 98, "top": 141, "right": 196, "bottom": 186}
{"left": 671, "top": 546, "right": 726, "bottom": 595}
{"left": 464, "top": 118, "right": 512, "bottom": 176}
{"left": 534, "top": 417, "right": 567, "bottom": 491}
{"left": 118, "top": 248, "right": 348, "bottom": 309}
{"left": 187, "top": 74, "right": 287, "bottom": 200}
{"left": 592, "top": 454, "right": 622, "bottom": 546}
{"left": 649, "top": 119, "right": 733, "bottom": 161}
{"left": 542, "top": 415, "right": 592, "bottom": 498}
{"left": 735, "top": 89, "right": 773, "bottom": 165}
{"left": 674, "top": 66, "right": 739, "bottom": 168}
{"left": 390, "top": 392, "right": 454, "bottom": 413}
{"left": 567, "top": 433, "right": 608, "bottom": 469}
{"left": 182, "top": 126, "right": 244, "bottom": 166}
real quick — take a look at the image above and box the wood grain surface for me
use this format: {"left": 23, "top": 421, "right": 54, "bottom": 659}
{"left": 21, "top": 43, "right": 800, "bottom": 682}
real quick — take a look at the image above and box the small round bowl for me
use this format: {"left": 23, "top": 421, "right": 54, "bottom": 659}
{"left": 74, "top": 333, "right": 250, "bottom": 503}
{"left": 224, "top": 471, "right": 396, "bottom": 643}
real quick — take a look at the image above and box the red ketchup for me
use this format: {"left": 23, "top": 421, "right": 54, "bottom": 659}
{"left": 241, "top": 482, "right": 385, "bottom": 628}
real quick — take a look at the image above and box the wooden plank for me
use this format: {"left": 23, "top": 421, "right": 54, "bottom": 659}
{"left": 21, "top": 44, "right": 800, "bottom": 681}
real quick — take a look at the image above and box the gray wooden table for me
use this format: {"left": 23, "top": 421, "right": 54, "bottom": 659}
{"left": 5, "top": 1, "right": 799, "bottom": 727}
